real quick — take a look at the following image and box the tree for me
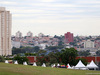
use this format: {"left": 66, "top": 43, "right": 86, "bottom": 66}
{"left": 96, "top": 50, "right": 100, "bottom": 56}
{"left": 78, "top": 50, "right": 90, "bottom": 56}
{"left": 13, "top": 55, "right": 28, "bottom": 64}
{"left": 0, "top": 56, "right": 5, "bottom": 62}
{"left": 60, "top": 48, "right": 78, "bottom": 65}
{"left": 12, "top": 46, "right": 40, "bottom": 55}
{"left": 37, "top": 55, "right": 50, "bottom": 66}
{"left": 25, "top": 53, "right": 36, "bottom": 56}
{"left": 46, "top": 46, "right": 63, "bottom": 51}
{"left": 46, "top": 46, "right": 58, "bottom": 50}
{"left": 37, "top": 50, "right": 47, "bottom": 56}
{"left": 48, "top": 52, "right": 58, "bottom": 64}
{"left": 33, "top": 46, "right": 40, "bottom": 52}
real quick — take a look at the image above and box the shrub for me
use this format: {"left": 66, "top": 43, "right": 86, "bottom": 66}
{"left": 13, "top": 55, "right": 28, "bottom": 64}
{"left": 0, "top": 56, "right": 5, "bottom": 62}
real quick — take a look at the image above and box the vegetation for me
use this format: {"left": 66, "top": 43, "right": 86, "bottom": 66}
{"left": 12, "top": 46, "right": 40, "bottom": 55}
{"left": 12, "top": 47, "right": 90, "bottom": 66}
{"left": 0, "top": 63, "right": 100, "bottom": 75}
{"left": 37, "top": 48, "right": 78, "bottom": 66}
{"left": 0, "top": 56, "right": 5, "bottom": 62}
{"left": 37, "top": 52, "right": 61, "bottom": 66}
{"left": 46, "top": 46, "right": 63, "bottom": 50}
{"left": 25, "top": 53, "right": 36, "bottom": 56}
{"left": 78, "top": 50, "right": 90, "bottom": 57}
{"left": 37, "top": 50, "right": 47, "bottom": 56}
{"left": 60, "top": 48, "right": 78, "bottom": 65}
{"left": 96, "top": 50, "right": 100, "bottom": 56}
{"left": 13, "top": 55, "right": 28, "bottom": 64}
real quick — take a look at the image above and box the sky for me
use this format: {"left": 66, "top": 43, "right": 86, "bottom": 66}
{"left": 0, "top": 0, "right": 100, "bottom": 36}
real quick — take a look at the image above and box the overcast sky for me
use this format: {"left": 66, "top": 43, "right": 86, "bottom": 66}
{"left": 0, "top": 0, "right": 100, "bottom": 36}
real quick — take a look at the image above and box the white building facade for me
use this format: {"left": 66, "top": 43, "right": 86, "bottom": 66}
{"left": 27, "top": 31, "right": 33, "bottom": 37}
{"left": 12, "top": 41, "right": 21, "bottom": 48}
{"left": 16, "top": 31, "right": 22, "bottom": 38}
{"left": 84, "top": 40, "right": 94, "bottom": 48}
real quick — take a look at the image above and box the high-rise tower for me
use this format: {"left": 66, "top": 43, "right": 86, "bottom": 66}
{"left": 64, "top": 32, "right": 73, "bottom": 43}
{"left": 0, "top": 7, "right": 12, "bottom": 56}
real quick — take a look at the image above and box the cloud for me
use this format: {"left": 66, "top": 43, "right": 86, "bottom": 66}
{"left": 77, "top": 0, "right": 100, "bottom": 4}
{"left": 41, "top": 0, "right": 54, "bottom": 2}
{"left": 30, "top": 3, "right": 77, "bottom": 7}
{"left": 64, "top": 10, "right": 85, "bottom": 13}
{"left": 12, "top": 17, "right": 100, "bottom": 36}
{"left": 1, "top": 0, "right": 99, "bottom": 36}
{"left": 9, "top": 8, "right": 44, "bottom": 14}
{"left": 0, "top": 1, "right": 17, "bottom": 5}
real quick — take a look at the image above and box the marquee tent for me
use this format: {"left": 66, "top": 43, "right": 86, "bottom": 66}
{"left": 75, "top": 60, "right": 87, "bottom": 70}
{"left": 14, "top": 61, "right": 18, "bottom": 64}
{"left": 87, "top": 60, "right": 98, "bottom": 69}
{"left": 67, "top": 64, "right": 72, "bottom": 69}
{"left": 51, "top": 64, "right": 55, "bottom": 68}
{"left": 42, "top": 63, "right": 46, "bottom": 67}
{"left": 57, "top": 63, "right": 60, "bottom": 67}
{"left": 5, "top": 60, "right": 8, "bottom": 63}
{"left": 23, "top": 62, "right": 28, "bottom": 65}
{"left": 33, "top": 62, "right": 37, "bottom": 66}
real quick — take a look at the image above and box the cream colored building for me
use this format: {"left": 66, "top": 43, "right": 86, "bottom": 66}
{"left": 0, "top": 7, "right": 12, "bottom": 56}
{"left": 16, "top": 31, "right": 22, "bottom": 38}
{"left": 27, "top": 31, "right": 33, "bottom": 37}
{"left": 84, "top": 40, "right": 94, "bottom": 48}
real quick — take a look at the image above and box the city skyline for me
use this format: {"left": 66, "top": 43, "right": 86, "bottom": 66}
{"left": 0, "top": 0, "right": 100, "bottom": 36}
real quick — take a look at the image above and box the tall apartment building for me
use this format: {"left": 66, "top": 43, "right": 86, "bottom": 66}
{"left": 64, "top": 32, "right": 73, "bottom": 43}
{"left": 27, "top": 31, "right": 33, "bottom": 37}
{"left": 16, "top": 31, "right": 22, "bottom": 38}
{"left": 0, "top": 7, "right": 12, "bottom": 56}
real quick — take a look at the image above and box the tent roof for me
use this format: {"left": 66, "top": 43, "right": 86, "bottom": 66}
{"left": 42, "top": 63, "right": 46, "bottom": 67}
{"left": 57, "top": 63, "right": 60, "bottom": 66}
{"left": 23, "top": 62, "right": 27, "bottom": 65}
{"left": 33, "top": 62, "right": 37, "bottom": 66}
{"left": 67, "top": 64, "right": 72, "bottom": 69}
{"left": 75, "top": 60, "right": 86, "bottom": 68}
{"left": 87, "top": 60, "right": 98, "bottom": 68}
{"left": 5, "top": 60, "right": 8, "bottom": 63}
{"left": 14, "top": 61, "right": 18, "bottom": 64}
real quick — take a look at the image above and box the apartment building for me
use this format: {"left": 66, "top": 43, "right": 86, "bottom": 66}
{"left": 0, "top": 7, "right": 12, "bottom": 56}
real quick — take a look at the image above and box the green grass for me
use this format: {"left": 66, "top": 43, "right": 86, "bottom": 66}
{"left": 0, "top": 63, "right": 100, "bottom": 75}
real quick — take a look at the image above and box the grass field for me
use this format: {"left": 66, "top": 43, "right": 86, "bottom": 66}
{"left": 0, "top": 63, "right": 100, "bottom": 75}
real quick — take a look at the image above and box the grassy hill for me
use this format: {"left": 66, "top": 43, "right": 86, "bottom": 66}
{"left": 0, "top": 63, "right": 100, "bottom": 75}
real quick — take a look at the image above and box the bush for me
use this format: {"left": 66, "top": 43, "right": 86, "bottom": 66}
{"left": 13, "top": 55, "right": 28, "bottom": 64}
{"left": 0, "top": 56, "right": 5, "bottom": 62}
{"left": 46, "top": 63, "right": 51, "bottom": 67}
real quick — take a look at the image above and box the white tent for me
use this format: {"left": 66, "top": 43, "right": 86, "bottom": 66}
{"left": 71, "top": 66, "right": 75, "bottom": 69}
{"left": 33, "top": 62, "right": 37, "bottom": 66}
{"left": 57, "top": 63, "right": 60, "bottom": 67}
{"left": 14, "top": 61, "right": 18, "bottom": 64}
{"left": 67, "top": 64, "right": 72, "bottom": 69}
{"left": 75, "top": 60, "right": 87, "bottom": 70}
{"left": 51, "top": 64, "right": 55, "bottom": 68}
{"left": 42, "top": 63, "right": 46, "bottom": 67}
{"left": 87, "top": 60, "right": 98, "bottom": 69}
{"left": 5, "top": 60, "right": 8, "bottom": 63}
{"left": 23, "top": 62, "right": 28, "bottom": 65}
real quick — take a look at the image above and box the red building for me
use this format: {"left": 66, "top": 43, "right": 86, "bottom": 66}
{"left": 76, "top": 56, "right": 100, "bottom": 63}
{"left": 64, "top": 32, "right": 73, "bottom": 43}
{"left": 27, "top": 56, "right": 100, "bottom": 64}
